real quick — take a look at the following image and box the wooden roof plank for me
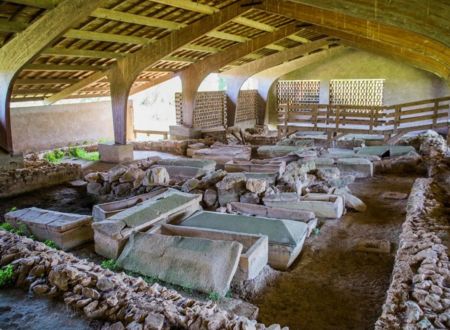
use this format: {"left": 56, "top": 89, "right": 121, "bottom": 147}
{"left": 23, "top": 63, "right": 102, "bottom": 71}
{"left": 64, "top": 29, "right": 153, "bottom": 45}
{"left": 90, "top": 8, "right": 187, "bottom": 31}
{"left": 42, "top": 47, "right": 124, "bottom": 59}
{"left": 15, "top": 78, "right": 79, "bottom": 85}
{"left": 3, "top": 0, "right": 60, "bottom": 9}
{"left": 182, "top": 44, "right": 220, "bottom": 53}
{"left": 0, "top": 20, "right": 28, "bottom": 33}
{"left": 206, "top": 30, "right": 250, "bottom": 43}
{"left": 232, "top": 16, "right": 277, "bottom": 32}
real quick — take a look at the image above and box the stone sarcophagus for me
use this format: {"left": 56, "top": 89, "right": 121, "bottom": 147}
{"left": 180, "top": 211, "right": 309, "bottom": 270}
{"left": 149, "top": 224, "right": 268, "bottom": 281}
{"left": 92, "top": 189, "right": 202, "bottom": 259}
{"left": 5, "top": 207, "right": 93, "bottom": 250}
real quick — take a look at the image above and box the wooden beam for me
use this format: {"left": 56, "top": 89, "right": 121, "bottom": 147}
{"left": 206, "top": 30, "right": 250, "bottom": 43}
{"left": 243, "top": 53, "right": 264, "bottom": 60}
{"left": 44, "top": 71, "right": 106, "bottom": 104}
{"left": 0, "top": 20, "right": 27, "bottom": 33}
{"left": 90, "top": 8, "right": 186, "bottom": 31}
{"left": 23, "top": 63, "right": 102, "bottom": 71}
{"left": 232, "top": 16, "right": 276, "bottom": 32}
{"left": 265, "top": 44, "right": 285, "bottom": 51}
{"left": 64, "top": 29, "right": 153, "bottom": 45}
{"left": 42, "top": 47, "right": 124, "bottom": 59}
{"left": 150, "top": 0, "right": 218, "bottom": 15}
{"left": 288, "top": 35, "right": 310, "bottom": 43}
{"left": 144, "top": 68, "right": 176, "bottom": 72}
{"left": 130, "top": 73, "right": 176, "bottom": 95}
{"left": 3, "top": 0, "right": 61, "bottom": 9}
{"left": 162, "top": 56, "right": 196, "bottom": 64}
{"left": 182, "top": 44, "right": 220, "bottom": 53}
{"left": 15, "top": 78, "right": 78, "bottom": 85}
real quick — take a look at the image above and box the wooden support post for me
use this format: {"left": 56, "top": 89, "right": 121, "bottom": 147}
{"left": 432, "top": 100, "right": 439, "bottom": 128}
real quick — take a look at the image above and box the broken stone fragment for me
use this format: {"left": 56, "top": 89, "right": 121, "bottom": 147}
{"left": 87, "top": 182, "right": 103, "bottom": 195}
{"left": 246, "top": 178, "right": 267, "bottom": 194}
{"left": 109, "top": 166, "right": 128, "bottom": 182}
{"left": 240, "top": 192, "right": 260, "bottom": 204}
{"left": 143, "top": 167, "right": 170, "bottom": 186}
{"left": 203, "top": 188, "right": 218, "bottom": 208}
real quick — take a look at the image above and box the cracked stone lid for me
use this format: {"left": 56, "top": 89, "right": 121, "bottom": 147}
{"left": 180, "top": 211, "right": 308, "bottom": 248}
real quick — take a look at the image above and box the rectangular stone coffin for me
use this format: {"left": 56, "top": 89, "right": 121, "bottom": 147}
{"left": 354, "top": 146, "right": 415, "bottom": 157}
{"left": 116, "top": 231, "right": 242, "bottom": 296}
{"left": 229, "top": 202, "right": 317, "bottom": 236}
{"left": 92, "top": 189, "right": 202, "bottom": 259}
{"left": 263, "top": 193, "right": 344, "bottom": 219}
{"left": 244, "top": 172, "right": 278, "bottom": 186}
{"left": 157, "top": 158, "right": 216, "bottom": 172}
{"left": 5, "top": 207, "right": 93, "bottom": 250}
{"left": 92, "top": 188, "right": 168, "bottom": 221}
{"left": 336, "top": 158, "right": 374, "bottom": 178}
{"left": 149, "top": 224, "right": 268, "bottom": 281}
{"left": 225, "top": 159, "right": 285, "bottom": 174}
{"left": 151, "top": 165, "right": 206, "bottom": 181}
{"left": 180, "top": 211, "right": 309, "bottom": 270}
{"left": 192, "top": 145, "right": 251, "bottom": 166}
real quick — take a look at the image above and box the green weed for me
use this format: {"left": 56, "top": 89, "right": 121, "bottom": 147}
{"left": 68, "top": 147, "right": 100, "bottom": 161}
{"left": 101, "top": 259, "right": 118, "bottom": 271}
{"left": 0, "top": 265, "right": 14, "bottom": 287}
{"left": 43, "top": 149, "right": 65, "bottom": 164}
{"left": 0, "top": 223, "right": 28, "bottom": 236}
{"left": 44, "top": 240, "right": 58, "bottom": 249}
{"left": 208, "top": 292, "right": 221, "bottom": 301}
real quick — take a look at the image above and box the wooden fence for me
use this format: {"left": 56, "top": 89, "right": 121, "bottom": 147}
{"left": 277, "top": 96, "right": 450, "bottom": 140}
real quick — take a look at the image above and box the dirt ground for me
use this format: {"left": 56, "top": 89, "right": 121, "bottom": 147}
{"left": 252, "top": 174, "right": 416, "bottom": 330}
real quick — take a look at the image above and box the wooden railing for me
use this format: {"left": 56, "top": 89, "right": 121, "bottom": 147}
{"left": 277, "top": 96, "right": 450, "bottom": 139}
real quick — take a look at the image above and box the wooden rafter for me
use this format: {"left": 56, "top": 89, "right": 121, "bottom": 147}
{"left": 0, "top": 20, "right": 27, "bottom": 33}
{"left": 64, "top": 29, "right": 153, "bottom": 46}
{"left": 287, "top": 35, "right": 310, "bottom": 43}
{"left": 2, "top": 0, "right": 60, "bottom": 9}
{"left": 15, "top": 78, "right": 79, "bottom": 85}
{"left": 42, "top": 47, "right": 124, "bottom": 59}
{"left": 182, "top": 44, "right": 220, "bottom": 53}
{"left": 206, "top": 30, "right": 250, "bottom": 43}
{"left": 265, "top": 44, "right": 285, "bottom": 51}
{"left": 149, "top": 0, "right": 218, "bottom": 15}
{"left": 232, "top": 16, "right": 276, "bottom": 32}
{"left": 23, "top": 63, "right": 102, "bottom": 71}
{"left": 90, "top": 8, "right": 187, "bottom": 31}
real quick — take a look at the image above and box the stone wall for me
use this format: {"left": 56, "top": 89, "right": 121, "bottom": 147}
{"left": 267, "top": 49, "right": 450, "bottom": 125}
{"left": 0, "top": 230, "right": 284, "bottom": 330}
{"left": 235, "top": 90, "right": 262, "bottom": 127}
{"left": 0, "top": 161, "right": 82, "bottom": 198}
{"left": 11, "top": 101, "right": 115, "bottom": 153}
{"left": 376, "top": 178, "right": 450, "bottom": 329}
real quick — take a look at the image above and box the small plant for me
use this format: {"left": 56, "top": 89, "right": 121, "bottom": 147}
{"left": 225, "top": 290, "right": 232, "bottom": 298}
{"left": 208, "top": 291, "right": 221, "bottom": 301}
{"left": 0, "top": 223, "right": 14, "bottom": 232}
{"left": 312, "top": 228, "right": 320, "bottom": 236}
{"left": 10, "top": 207, "right": 17, "bottom": 212}
{"left": 43, "top": 149, "right": 65, "bottom": 164}
{"left": 68, "top": 147, "right": 100, "bottom": 161}
{"left": 0, "top": 223, "right": 28, "bottom": 236}
{"left": 101, "top": 259, "right": 118, "bottom": 271}
{"left": 0, "top": 265, "right": 14, "bottom": 287}
{"left": 44, "top": 240, "right": 58, "bottom": 249}
{"left": 143, "top": 275, "right": 159, "bottom": 284}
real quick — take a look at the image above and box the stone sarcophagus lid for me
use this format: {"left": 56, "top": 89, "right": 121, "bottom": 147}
{"left": 225, "top": 159, "right": 286, "bottom": 175}
{"left": 5, "top": 207, "right": 93, "bottom": 250}
{"left": 92, "top": 189, "right": 202, "bottom": 259}
{"left": 263, "top": 193, "right": 345, "bottom": 219}
{"left": 192, "top": 144, "right": 251, "bottom": 166}
{"left": 116, "top": 231, "right": 242, "bottom": 297}
{"left": 179, "top": 211, "right": 309, "bottom": 270}
{"left": 92, "top": 188, "right": 168, "bottom": 221}
{"left": 156, "top": 158, "right": 216, "bottom": 172}
{"left": 229, "top": 202, "right": 317, "bottom": 236}
{"left": 149, "top": 224, "right": 268, "bottom": 281}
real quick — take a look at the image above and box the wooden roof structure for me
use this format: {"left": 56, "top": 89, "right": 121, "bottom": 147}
{"left": 1, "top": 0, "right": 448, "bottom": 104}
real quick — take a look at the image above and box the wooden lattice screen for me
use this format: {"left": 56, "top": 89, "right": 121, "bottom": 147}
{"left": 330, "top": 79, "right": 384, "bottom": 106}
{"left": 277, "top": 80, "right": 320, "bottom": 106}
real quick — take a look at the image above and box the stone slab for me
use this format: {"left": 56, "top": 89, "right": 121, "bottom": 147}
{"left": 263, "top": 193, "right": 344, "bottom": 219}
{"left": 151, "top": 164, "right": 205, "bottom": 180}
{"left": 180, "top": 211, "right": 309, "bottom": 270}
{"left": 257, "top": 146, "right": 304, "bottom": 158}
{"left": 92, "top": 188, "right": 168, "bottom": 221}
{"left": 92, "top": 189, "right": 202, "bottom": 259}
{"left": 229, "top": 202, "right": 317, "bottom": 236}
{"left": 5, "top": 207, "right": 93, "bottom": 250}
{"left": 169, "top": 125, "right": 201, "bottom": 139}
{"left": 149, "top": 224, "right": 268, "bottom": 281}
{"left": 354, "top": 239, "right": 391, "bottom": 254}
{"left": 116, "top": 231, "right": 242, "bottom": 296}
{"left": 225, "top": 160, "right": 285, "bottom": 175}
{"left": 157, "top": 158, "right": 216, "bottom": 172}
{"left": 336, "top": 158, "right": 374, "bottom": 178}
{"left": 98, "top": 143, "right": 133, "bottom": 163}
{"left": 243, "top": 172, "right": 278, "bottom": 186}
{"left": 0, "top": 151, "right": 24, "bottom": 171}
{"left": 192, "top": 145, "right": 251, "bottom": 166}
{"left": 354, "top": 146, "right": 416, "bottom": 157}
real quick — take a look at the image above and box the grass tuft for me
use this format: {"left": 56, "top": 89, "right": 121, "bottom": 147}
{"left": 0, "top": 265, "right": 14, "bottom": 287}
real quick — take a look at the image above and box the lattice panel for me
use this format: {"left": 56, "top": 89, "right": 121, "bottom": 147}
{"left": 236, "top": 90, "right": 260, "bottom": 123}
{"left": 330, "top": 79, "right": 384, "bottom": 106}
{"left": 175, "top": 92, "right": 227, "bottom": 128}
{"left": 277, "top": 80, "right": 320, "bottom": 107}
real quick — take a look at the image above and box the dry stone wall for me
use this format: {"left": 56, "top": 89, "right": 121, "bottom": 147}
{"left": 0, "top": 161, "right": 81, "bottom": 198}
{"left": 0, "top": 230, "right": 286, "bottom": 330}
{"left": 376, "top": 178, "right": 450, "bottom": 329}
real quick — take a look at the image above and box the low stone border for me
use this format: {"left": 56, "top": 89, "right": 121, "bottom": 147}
{"left": 0, "top": 161, "right": 81, "bottom": 198}
{"left": 375, "top": 178, "right": 450, "bottom": 329}
{"left": 0, "top": 231, "right": 286, "bottom": 330}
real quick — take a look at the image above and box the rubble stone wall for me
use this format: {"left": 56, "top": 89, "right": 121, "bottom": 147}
{"left": 0, "top": 231, "right": 283, "bottom": 330}
{"left": 0, "top": 163, "right": 81, "bottom": 198}
{"left": 376, "top": 178, "right": 450, "bottom": 329}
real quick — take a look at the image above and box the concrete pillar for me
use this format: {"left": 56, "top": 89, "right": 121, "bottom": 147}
{"left": 319, "top": 80, "right": 330, "bottom": 104}
{"left": 0, "top": 73, "right": 13, "bottom": 153}
{"left": 224, "top": 76, "right": 248, "bottom": 127}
